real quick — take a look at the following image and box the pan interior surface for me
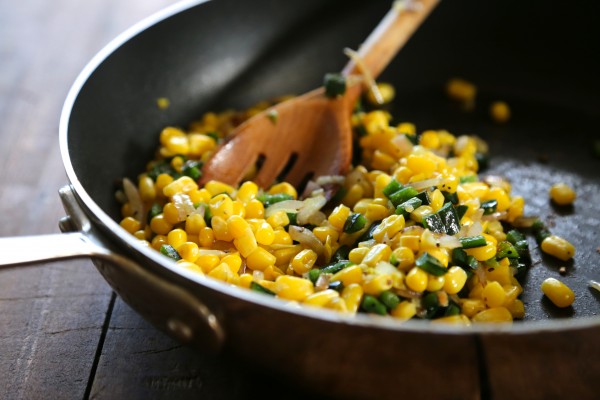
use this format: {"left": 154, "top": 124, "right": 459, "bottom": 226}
{"left": 66, "top": 0, "right": 600, "bottom": 322}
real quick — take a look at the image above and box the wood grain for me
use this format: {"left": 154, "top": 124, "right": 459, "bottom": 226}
{"left": 0, "top": 1, "right": 175, "bottom": 399}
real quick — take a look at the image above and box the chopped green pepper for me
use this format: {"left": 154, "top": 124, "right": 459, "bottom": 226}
{"left": 324, "top": 73, "right": 346, "bottom": 98}
{"left": 415, "top": 252, "right": 447, "bottom": 276}
{"left": 250, "top": 281, "right": 275, "bottom": 296}
{"left": 160, "top": 244, "right": 181, "bottom": 261}
{"left": 344, "top": 213, "right": 367, "bottom": 233}
{"left": 459, "top": 235, "right": 487, "bottom": 249}
{"left": 361, "top": 295, "right": 387, "bottom": 316}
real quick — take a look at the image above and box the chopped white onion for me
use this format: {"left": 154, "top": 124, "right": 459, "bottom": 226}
{"left": 438, "top": 234, "right": 462, "bottom": 249}
{"left": 265, "top": 200, "right": 304, "bottom": 217}
{"left": 315, "top": 273, "right": 331, "bottom": 292}
{"left": 467, "top": 221, "right": 483, "bottom": 237}
{"left": 390, "top": 134, "right": 414, "bottom": 158}
{"left": 288, "top": 226, "right": 324, "bottom": 255}
{"left": 315, "top": 175, "right": 345, "bottom": 186}
{"left": 409, "top": 177, "right": 444, "bottom": 191}
{"left": 172, "top": 193, "right": 196, "bottom": 221}
{"left": 297, "top": 195, "right": 327, "bottom": 225}
{"left": 122, "top": 178, "right": 145, "bottom": 228}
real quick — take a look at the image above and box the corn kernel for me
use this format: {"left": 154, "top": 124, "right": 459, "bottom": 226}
{"left": 185, "top": 213, "right": 206, "bottom": 235}
{"left": 331, "top": 264, "right": 363, "bottom": 286}
{"left": 120, "top": 217, "right": 141, "bottom": 234}
{"left": 268, "top": 182, "right": 297, "bottom": 199}
{"left": 549, "top": 183, "right": 576, "bottom": 206}
{"left": 204, "top": 180, "right": 235, "bottom": 196}
{"left": 138, "top": 176, "right": 156, "bottom": 202}
{"left": 460, "top": 298, "right": 486, "bottom": 318}
{"left": 405, "top": 267, "right": 428, "bottom": 292}
{"left": 209, "top": 194, "right": 234, "bottom": 220}
{"left": 198, "top": 227, "right": 215, "bottom": 247}
{"left": 291, "top": 249, "right": 318, "bottom": 275}
{"left": 342, "top": 284, "right": 364, "bottom": 314}
{"left": 446, "top": 78, "right": 476, "bottom": 105}
{"left": 211, "top": 216, "right": 233, "bottom": 242}
{"left": 221, "top": 253, "right": 242, "bottom": 274}
{"left": 349, "top": 247, "right": 370, "bottom": 264}
{"left": 151, "top": 235, "right": 168, "bottom": 251}
{"left": 272, "top": 229, "right": 292, "bottom": 246}
{"left": 541, "top": 235, "right": 575, "bottom": 261}
{"left": 177, "top": 260, "right": 204, "bottom": 276}
{"left": 236, "top": 181, "right": 259, "bottom": 203}
{"left": 472, "top": 307, "right": 513, "bottom": 323}
{"left": 465, "top": 234, "right": 497, "bottom": 261}
{"left": 275, "top": 275, "right": 314, "bottom": 301}
{"left": 391, "top": 300, "right": 416, "bottom": 320}
{"left": 507, "top": 299, "right": 525, "bottom": 319}
{"left": 254, "top": 221, "right": 275, "bottom": 245}
{"left": 406, "top": 154, "right": 437, "bottom": 175}
{"left": 266, "top": 211, "right": 290, "bottom": 229}
{"left": 362, "top": 244, "right": 392, "bottom": 267}
{"left": 372, "top": 214, "right": 405, "bottom": 243}
{"left": 189, "top": 188, "right": 211, "bottom": 204}
{"left": 237, "top": 273, "right": 254, "bottom": 288}
{"left": 176, "top": 242, "right": 199, "bottom": 262}
{"left": 208, "top": 262, "right": 235, "bottom": 282}
{"left": 541, "top": 277, "right": 575, "bottom": 308}
{"left": 188, "top": 133, "right": 216, "bottom": 156}
{"left": 167, "top": 229, "right": 187, "bottom": 249}
{"left": 444, "top": 266, "right": 468, "bottom": 294}
{"left": 150, "top": 214, "right": 173, "bottom": 235}
{"left": 163, "top": 176, "right": 198, "bottom": 197}
{"left": 328, "top": 204, "right": 351, "bottom": 231}
{"left": 390, "top": 247, "right": 414, "bottom": 271}
{"left": 490, "top": 101, "right": 510, "bottom": 124}
{"left": 245, "top": 199, "right": 265, "bottom": 219}
{"left": 162, "top": 202, "right": 182, "bottom": 225}
{"left": 482, "top": 281, "right": 506, "bottom": 308}
{"left": 196, "top": 253, "right": 221, "bottom": 273}
{"left": 303, "top": 289, "right": 339, "bottom": 308}
{"left": 427, "top": 275, "right": 445, "bottom": 292}
{"left": 246, "top": 247, "right": 276, "bottom": 271}
{"left": 366, "top": 82, "right": 395, "bottom": 105}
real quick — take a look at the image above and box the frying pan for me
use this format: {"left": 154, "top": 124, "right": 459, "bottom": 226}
{"left": 1, "top": 0, "right": 599, "bottom": 398}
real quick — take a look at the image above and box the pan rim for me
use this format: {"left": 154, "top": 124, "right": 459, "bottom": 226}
{"left": 58, "top": 0, "right": 600, "bottom": 336}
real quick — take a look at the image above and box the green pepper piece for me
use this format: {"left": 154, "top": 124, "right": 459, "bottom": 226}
{"left": 395, "top": 197, "right": 422, "bottom": 218}
{"left": 250, "top": 282, "right": 275, "bottom": 296}
{"left": 379, "top": 290, "right": 400, "bottom": 310}
{"left": 324, "top": 73, "right": 346, "bottom": 97}
{"left": 160, "top": 244, "right": 181, "bottom": 261}
{"left": 344, "top": 213, "right": 367, "bottom": 233}
{"left": 415, "top": 252, "right": 447, "bottom": 276}
{"left": 459, "top": 235, "right": 487, "bottom": 249}
{"left": 481, "top": 199, "right": 498, "bottom": 215}
{"left": 389, "top": 187, "right": 419, "bottom": 207}
{"left": 361, "top": 295, "right": 387, "bottom": 316}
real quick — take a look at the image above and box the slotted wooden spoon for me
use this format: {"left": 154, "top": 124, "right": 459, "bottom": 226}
{"left": 201, "top": 0, "right": 439, "bottom": 189}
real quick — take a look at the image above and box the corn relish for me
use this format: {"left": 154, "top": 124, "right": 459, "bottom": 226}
{"left": 118, "top": 84, "right": 576, "bottom": 323}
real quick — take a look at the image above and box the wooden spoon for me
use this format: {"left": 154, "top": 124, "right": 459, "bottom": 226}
{"left": 201, "top": 0, "right": 439, "bottom": 189}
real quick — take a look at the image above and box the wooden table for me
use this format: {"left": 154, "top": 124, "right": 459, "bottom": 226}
{"left": 0, "top": 1, "right": 314, "bottom": 398}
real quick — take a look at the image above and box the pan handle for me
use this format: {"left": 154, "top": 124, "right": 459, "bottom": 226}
{"left": 0, "top": 186, "right": 225, "bottom": 353}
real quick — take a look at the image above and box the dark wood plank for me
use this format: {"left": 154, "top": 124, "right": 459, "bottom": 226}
{"left": 0, "top": 1, "right": 175, "bottom": 398}
{"left": 89, "top": 298, "right": 319, "bottom": 400}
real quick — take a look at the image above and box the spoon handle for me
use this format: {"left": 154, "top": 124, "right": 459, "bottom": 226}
{"left": 342, "top": 0, "right": 440, "bottom": 79}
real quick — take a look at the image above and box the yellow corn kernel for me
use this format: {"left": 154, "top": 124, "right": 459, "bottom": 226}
{"left": 349, "top": 247, "right": 370, "bottom": 264}
{"left": 233, "top": 231, "right": 257, "bottom": 257}
{"left": 482, "top": 281, "right": 506, "bottom": 308}
{"left": 373, "top": 173, "right": 393, "bottom": 199}
{"left": 291, "top": 249, "right": 318, "bottom": 275}
{"left": 485, "top": 187, "right": 510, "bottom": 212}
{"left": 410, "top": 205, "right": 434, "bottom": 223}
{"left": 163, "top": 176, "right": 198, "bottom": 197}
{"left": 150, "top": 214, "right": 173, "bottom": 235}
{"left": 188, "top": 133, "right": 216, "bottom": 156}
{"left": 465, "top": 234, "right": 497, "bottom": 261}
{"left": 506, "top": 196, "right": 524, "bottom": 223}
{"left": 204, "top": 180, "right": 235, "bottom": 196}
{"left": 399, "top": 234, "right": 420, "bottom": 252}
{"left": 245, "top": 199, "right": 265, "bottom": 219}
{"left": 132, "top": 230, "right": 146, "bottom": 240}
{"left": 365, "top": 203, "right": 390, "bottom": 221}
{"left": 362, "top": 244, "right": 392, "bottom": 267}
{"left": 427, "top": 275, "right": 445, "bottom": 292}
{"left": 196, "top": 253, "right": 221, "bottom": 273}
{"left": 220, "top": 253, "right": 242, "bottom": 274}
{"left": 328, "top": 204, "right": 351, "bottom": 231}
{"left": 541, "top": 277, "right": 575, "bottom": 308}
{"left": 266, "top": 211, "right": 290, "bottom": 229}
{"left": 226, "top": 215, "right": 250, "bottom": 239}
{"left": 469, "top": 282, "right": 484, "bottom": 300}
{"left": 312, "top": 226, "right": 339, "bottom": 244}
{"left": 393, "top": 166, "right": 413, "bottom": 184}
{"left": 460, "top": 298, "right": 486, "bottom": 318}
{"left": 420, "top": 248, "right": 449, "bottom": 268}
{"left": 366, "top": 82, "right": 395, "bottom": 105}
{"left": 427, "top": 189, "right": 444, "bottom": 212}
{"left": 246, "top": 247, "right": 276, "bottom": 271}
{"left": 237, "top": 273, "right": 254, "bottom": 288}
{"left": 446, "top": 78, "right": 476, "bottom": 105}
{"left": 506, "top": 299, "right": 525, "bottom": 319}
{"left": 541, "top": 235, "right": 575, "bottom": 261}
{"left": 460, "top": 182, "right": 489, "bottom": 199}
{"left": 362, "top": 274, "right": 393, "bottom": 295}
{"left": 372, "top": 214, "right": 405, "bottom": 243}
{"left": 230, "top": 200, "right": 245, "bottom": 218}
{"left": 275, "top": 275, "right": 314, "bottom": 301}
{"left": 272, "top": 245, "right": 302, "bottom": 267}
{"left": 160, "top": 127, "right": 189, "bottom": 154}
{"left": 268, "top": 182, "right": 297, "bottom": 199}
{"left": 549, "top": 183, "right": 576, "bottom": 206}
{"left": 406, "top": 154, "right": 437, "bottom": 175}
{"left": 502, "top": 284, "right": 522, "bottom": 307}
{"left": 371, "top": 150, "right": 396, "bottom": 171}
{"left": 405, "top": 267, "right": 428, "bottom": 292}
{"left": 342, "top": 284, "right": 364, "bottom": 314}
{"left": 342, "top": 183, "right": 365, "bottom": 209}
{"left": 303, "top": 289, "right": 339, "bottom": 308}
{"left": 155, "top": 173, "right": 174, "bottom": 194}
{"left": 198, "top": 227, "right": 215, "bottom": 247}
{"left": 208, "top": 262, "right": 235, "bottom": 282}
{"left": 331, "top": 264, "right": 364, "bottom": 286}
{"left": 490, "top": 101, "right": 510, "bottom": 124}
{"left": 253, "top": 221, "right": 275, "bottom": 245}
{"left": 138, "top": 176, "right": 156, "bottom": 202}
{"left": 391, "top": 300, "right": 417, "bottom": 320}
{"left": 256, "top": 279, "right": 277, "bottom": 293}
{"left": 211, "top": 216, "right": 233, "bottom": 241}
{"left": 472, "top": 307, "right": 513, "bottom": 323}
{"left": 438, "top": 174, "right": 459, "bottom": 194}
{"left": 432, "top": 315, "right": 471, "bottom": 325}
{"left": 263, "top": 265, "right": 284, "bottom": 281}
{"left": 185, "top": 213, "right": 206, "bottom": 235}
{"left": 162, "top": 202, "right": 182, "bottom": 225}
{"left": 170, "top": 156, "right": 185, "bottom": 173}
{"left": 177, "top": 260, "right": 204, "bottom": 276}
{"left": 272, "top": 229, "right": 292, "bottom": 246}
{"left": 120, "top": 202, "right": 133, "bottom": 218}
{"left": 236, "top": 181, "right": 259, "bottom": 203}
{"left": 151, "top": 235, "right": 168, "bottom": 251}
{"left": 120, "top": 217, "right": 141, "bottom": 234}
{"left": 420, "top": 130, "right": 440, "bottom": 149}
{"left": 177, "top": 241, "right": 200, "bottom": 262}
{"left": 167, "top": 228, "right": 187, "bottom": 249}
{"left": 486, "top": 264, "right": 512, "bottom": 286}
{"left": 443, "top": 266, "right": 468, "bottom": 294}
{"left": 326, "top": 297, "right": 348, "bottom": 313}
{"left": 209, "top": 194, "right": 233, "bottom": 220}
{"left": 391, "top": 247, "right": 415, "bottom": 271}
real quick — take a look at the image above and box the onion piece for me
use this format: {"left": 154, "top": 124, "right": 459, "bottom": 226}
{"left": 475, "top": 264, "right": 487, "bottom": 286}
{"left": 172, "top": 193, "right": 196, "bottom": 221}
{"left": 466, "top": 221, "right": 483, "bottom": 237}
{"left": 395, "top": 288, "right": 423, "bottom": 299}
{"left": 409, "top": 177, "right": 444, "bottom": 191}
{"left": 315, "top": 273, "right": 331, "bottom": 292}
{"left": 343, "top": 48, "right": 382, "bottom": 104}
{"left": 438, "top": 234, "right": 462, "bottom": 249}
{"left": 315, "top": 175, "right": 345, "bottom": 186}
{"left": 297, "top": 195, "right": 327, "bottom": 225}
{"left": 288, "top": 226, "right": 324, "bottom": 255}
{"left": 265, "top": 200, "right": 304, "bottom": 218}
{"left": 122, "top": 178, "right": 145, "bottom": 228}
{"left": 390, "top": 133, "right": 414, "bottom": 158}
